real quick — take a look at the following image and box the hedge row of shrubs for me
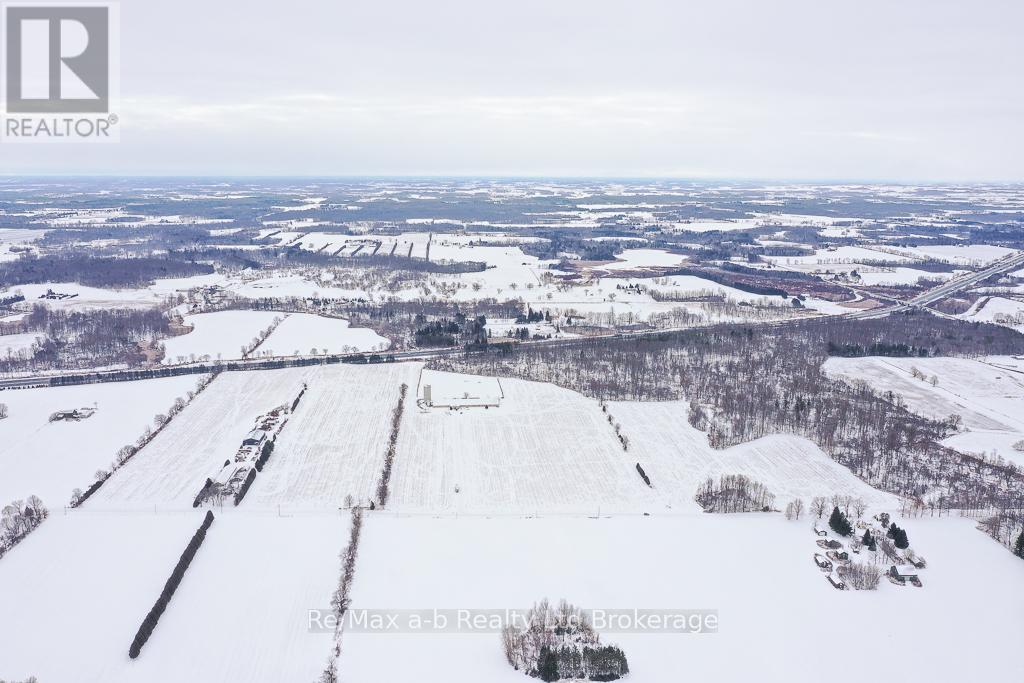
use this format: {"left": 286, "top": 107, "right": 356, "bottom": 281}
{"left": 375, "top": 383, "right": 408, "bottom": 507}
{"left": 635, "top": 463, "right": 651, "bottom": 487}
{"left": 233, "top": 470, "right": 258, "bottom": 506}
{"left": 291, "top": 383, "right": 307, "bottom": 411}
{"left": 128, "top": 510, "right": 215, "bottom": 659}
{"left": 254, "top": 440, "right": 275, "bottom": 473}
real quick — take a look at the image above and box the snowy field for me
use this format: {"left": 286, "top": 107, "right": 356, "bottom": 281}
{"left": 0, "top": 512, "right": 209, "bottom": 683}
{"left": 599, "top": 248, "right": 687, "bottom": 272}
{"left": 824, "top": 356, "right": 1024, "bottom": 466}
{"left": 0, "top": 510, "right": 346, "bottom": 683}
{"left": 608, "top": 401, "right": 896, "bottom": 511}
{"left": 245, "top": 363, "right": 421, "bottom": 509}
{"left": 390, "top": 372, "right": 651, "bottom": 513}
{"left": 109, "top": 512, "right": 346, "bottom": 683}
{"left": 765, "top": 246, "right": 914, "bottom": 268}
{"left": 0, "top": 331, "right": 42, "bottom": 355}
{"left": 161, "top": 310, "right": 283, "bottom": 363}
{"left": 390, "top": 371, "right": 889, "bottom": 514}
{"left": 963, "top": 296, "right": 1024, "bottom": 330}
{"left": 856, "top": 267, "right": 958, "bottom": 286}
{"left": 90, "top": 368, "right": 309, "bottom": 509}
{"left": 341, "top": 514, "right": 1024, "bottom": 683}
{"left": 892, "top": 244, "right": 1017, "bottom": 266}
{"left": 0, "top": 375, "right": 201, "bottom": 506}
{"left": 259, "top": 313, "right": 389, "bottom": 356}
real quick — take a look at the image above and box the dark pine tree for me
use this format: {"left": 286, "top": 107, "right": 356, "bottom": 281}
{"left": 537, "top": 647, "right": 560, "bottom": 682}
{"left": 829, "top": 506, "right": 852, "bottom": 536}
{"left": 862, "top": 529, "right": 876, "bottom": 551}
{"left": 888, "top": 523, "right": 910, "bottom": 549}
{"left": 1015, "top": 531, "right": 1024, "bottom": 559}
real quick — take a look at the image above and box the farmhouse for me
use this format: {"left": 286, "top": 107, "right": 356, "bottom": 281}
{"left": 888, "top": 565, "right": 923, "bottom": 587}
{"left": 49, "top": 406, "right": 97, "bottom": 422}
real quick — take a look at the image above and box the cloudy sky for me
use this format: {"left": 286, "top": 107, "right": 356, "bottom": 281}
{"left": 3, "top": 0, "right": 1022, "bottom": 180}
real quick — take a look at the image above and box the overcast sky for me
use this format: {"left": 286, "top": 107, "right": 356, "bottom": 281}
{"left": 2, "top": 0, "right": 1022, "bottom": 180}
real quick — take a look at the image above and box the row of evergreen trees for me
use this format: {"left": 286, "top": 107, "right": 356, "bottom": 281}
{"left": 535, "top": 644, "right": 629, "bottom": 682}
{"left": 129, "top": 511, "right": 215, "bottom": 658}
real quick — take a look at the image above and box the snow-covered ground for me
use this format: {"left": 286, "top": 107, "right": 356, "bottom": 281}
{"left": 0, "top": 375, "right": 200, "bottom": 506}
{"left": 90, "top": 368, "right": 308, "bottom": 509}
{"left": 598, "top": 249, "right": 687, "bottom": 272}
{"left": 962, "top": 296, "right": 1024, "bottom": 330}
{"left": 0, "top": 331, "right": 42, "bottom": 356}
{"left": 0, "top": 511, "right": 209, "bottom": 683}
{"left": 161, "top": 310, "right": 282, "bottom": 363}
{"left": 109, "top": 512, "right": 346, "bottom": 683}
{"left": 0, "top": 510, "right": 346, "bottom": 683}
{"left": 389, "top": 371, "right": 890, "bottom": 514}
{"left": 609, "top": 401, "right": 896, "bottom": 511}
{"left": 245, "top": 363, "right": 420, "bottom": 509}
{"left": 390, "top": 372, "right": 651, "bottom": 514}
{"left": 765, "top": 246, "right": 913, "bottom": 271}
{"left": 342, "top": 514, "right": 1024, "bottom": 683}
{"left": 891, "top": 244, "right": 1017, "bottom": 266}
{"left": 824, "top": 356, "right": 1024, "bottom": 466}
{"left": 259, "top": 313, "right": 389, "bottom": 356}
{"left": 856, "top": 267, "right": 958, "bottom": 286}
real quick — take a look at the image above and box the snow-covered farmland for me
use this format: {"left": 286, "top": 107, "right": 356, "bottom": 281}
{"left": 259, "top": 314, "right": 389, "bottom": 356}
{"left": 599, "top": 248, "right": 687, "bottom": 272}
{"left": 0, "top": 331, "right": 42, "bottom": 356}
{"left": 342, "top": 515, "right": 1024, "bottom": 683}
{"left": 0, "top": 376, "right": 200, "bottom": 506}
{"left": 963, "top": 296, "right": 1024, "bottom": 330}
{"left": 824, "top": 356, "right": 1024, "bottom": 467}
{"left": 608, "top": 401, "right": 896, "bottom": 511}
{"left": 246, "top": 363, "right": 420, "bottom": 508}
{"left": 111, "top": 512, "right": 346, "bottom": 683}
{"left": 390, "top": 371, "right": 651, "bottom": 513}
{"left": 161, "top": 310, "right": 282, "bottom": 363}
{"left": 855, "top": 267, "right": 958, "bottom": 287}
{"left": 765, "top": 246, "right": 913, "bottom": 271}
{"left": 0, "top": 512, "right": 209, "bottom": 682}
{"left": 90, "top": 368, "right": 308, "bottom": 508}
{"left": 892, "top": 244, "right": 1017, "bottom": 266}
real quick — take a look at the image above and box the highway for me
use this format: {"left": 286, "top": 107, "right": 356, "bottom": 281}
{"left": 845, "top": 250, "right": 1024, "bottom": 320}
{"left": 2, "top": 249, "right": 1020, "bottom": 390}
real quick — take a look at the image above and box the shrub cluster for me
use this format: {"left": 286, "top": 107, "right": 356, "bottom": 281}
{"left": 695, "top": 474, "right": 774, "bottom": 513}
{"left": 0, "top": 496, "right": 48, "bottom": 560}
